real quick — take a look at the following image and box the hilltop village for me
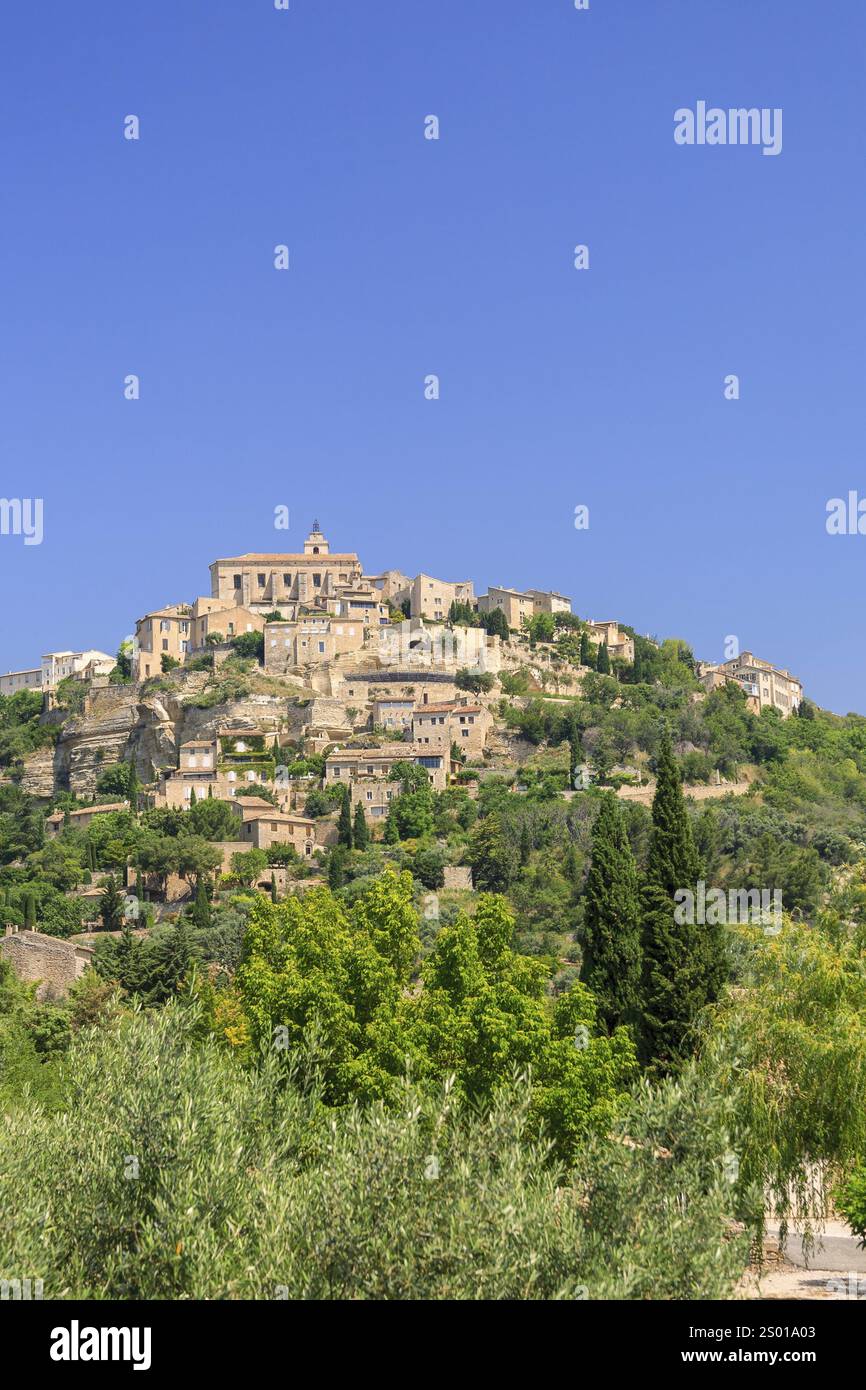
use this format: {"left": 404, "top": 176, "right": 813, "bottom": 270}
{"left": 0, "top": 522, "right": 806, "bottom": 943}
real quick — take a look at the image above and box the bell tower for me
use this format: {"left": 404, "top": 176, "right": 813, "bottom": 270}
{"left": 304, "top": 520, "right": 329, "bottom": 556}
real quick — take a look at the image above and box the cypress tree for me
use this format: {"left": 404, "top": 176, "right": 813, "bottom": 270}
{"left": 383, "top": 812, "right": 399, "bottom": 844}
{"left": 146, "top": 921, "right": 195, "bottom": 1004}
{"left": 99, "top": 875, "right": 124, "bottom": 932}
{"left": 639, "top": 732, "right": 726, "bottom": 1070}
{"left": 519, "top": 822, "right": 532, "bottom": 866}
{"left": 328, "top": 848, "right": 346, "bottom": 889}
{"left": 24, "top": 893, "right": 36, "bottom": 929}
{"left": 270, "top": 872, "right": 278, "bottom": 904}
{"left": 352, "top": 802, "right": 369, "bottom": 849}
{"left": 579, "top": 632, "right": 593, "bottom": 667}
{"left": 189, "top": 787, "right": 197, "bottom": 808}
{"left": 596, "top": 642, "right": 611, "bottom": 675}
{"left": 190, "top": 877, "right": 213, "bottom": 929}
{"left": 580, "top": 793, "right": 642, "bottom": 1034}
{"left": 337, "top": 788, "right": 354, "bottom": 849}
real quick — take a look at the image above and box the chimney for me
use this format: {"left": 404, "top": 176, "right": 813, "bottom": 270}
{"left": 4, "top": 923, "right": 13, "bottom": 937}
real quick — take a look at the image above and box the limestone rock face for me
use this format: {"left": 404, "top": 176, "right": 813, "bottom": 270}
{"left": 19, "top": 748, "right": 56, "bottom": 799}
{"left": 34, "top": 677, "right": 330, "bottom": 799}
{"left": 47, "top": 686, "right": 139, "bottom": 797}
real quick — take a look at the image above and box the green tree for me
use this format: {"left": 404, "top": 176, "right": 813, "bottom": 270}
{"left": 230, "top": 849, "right": 268, "bottom": 888}
{"left": 338, "top": 788, "right": 354, "bottom": 849}
{"left": 352, "top": 802, "right": 370, "bottom": 849}
{"left": 640, "top": 734, "right": 726, "bottom": 1070}
{"left": 99, "top": 875, "right": 124, "bottom": 932}
{"left": 596, "top": 642, "right": 611, "bottom": 675}
{"left": 580, "top": 795, "right": 642, "bottom": 1034}
{"left": 468, "top": 814, "right": 515, "bottom": 893}
{"left": 189, "top": 878, "right": 213, "bottom": 930}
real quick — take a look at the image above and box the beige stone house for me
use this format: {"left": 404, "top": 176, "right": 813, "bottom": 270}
{"left": 189, "top": 597, "right": 264, "bottom": 650}
{"left": 1, "top": 925, "right": 94, "bottom": 1001}
{"left": 350, "top": 779, "right": 397, "bottom": 822}
{"left": 41, "top": 650, "right": 115, "bottom": 687}
{"left": 236, "top": 810, "right": 318, "bottom": 857}
{"left": 412, "top": 701, "right": 492, "bottom": 756}
{"left": 477, "top": 586, "right": 535, "bottom": 629}
{"left": 526, "top": 590, "right": 572, "bottom": 616}
{"left": 0, "top": 667, "right": 41, "bottom": 696}
{"left": 699, "top": 652, "right": 803, "bottom": 717}
{"left": 372, "top": 696, "right": 416, "bottom": 731}
{"left": 264, "top": 615, "right": 368, "bottom": 673}
{"left": 585, "top": 621, "right": 635, "bottom": 665}
{"left": 45, "top": 801, "right": 129, "bottom": 838}
{"left": 410, "top": 574, "right": 475, "bottom": 622}
{"left": 134, "top": 605, "right": 193, "bottom": 680}
{"left": 325, "top": 743, "right": 448, "bottom": 792}
{"left": 209, "top": 524, "right": 363, "bottom": 615}
{"left": 479, "top": 586, "right": 573, "bottom": 629}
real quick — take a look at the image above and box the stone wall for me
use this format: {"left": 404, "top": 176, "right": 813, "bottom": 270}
{"left": 0, "top": 927, "right": 93, "bottom": 1001}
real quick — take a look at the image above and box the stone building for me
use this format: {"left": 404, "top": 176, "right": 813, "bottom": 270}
{"left": 0, "top": 667, "right": 41, "bottom": 696}
{"left": 585, "top": 621, "right": 635, "bottom": 665}
{"left": 412, "top": 701, "right": 492, "bottom": 756}
{"left": 45, "top": 801, "right": 129, "bottom": 839}
{"left": 698, "top": 651, "right": 803, "bottom": 717}
{"left": 1, "top": 925, "right": 94, "bottom": 1001}
{"left": 479, "top": 586, "right": 573, "bottom": 629}
{"left": 236, "top": 810, "right": 318, "bottom": 857}
{"left": 409, "top": 574, "right": 475, "bottom": 622}
{"left": 324, "top": 742, "right": 448, "bottom": 792}
{"left": 209, "top": 523, "right": 363, "bottom": 615}
{"left": 133, "top": 604, "right": 193, "bottom": 680}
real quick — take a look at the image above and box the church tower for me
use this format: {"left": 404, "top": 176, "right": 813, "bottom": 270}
{"left": 304, "top": 520, "right": 329, "bottom": 556}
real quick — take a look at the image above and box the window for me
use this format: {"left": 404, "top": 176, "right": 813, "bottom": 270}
{"left": 366, "top": 791, "right": 373, "bottom": 801}
{"left": 283, "top": 573, "right": 292, "bottom": 586}
{"left": 318, "top": 642, "right": 325, "bottom": 654}
{"left": 233, "top": 575, "right": 242, "bottom": 590}
{"left": 461, "top": 730, "right": 469, "bottom": 738}
{"left": 257, "top": 574, "right": 266, "bottom": 587}
{"left": 313, "top": 573, "right": 322, "bottom": 588}
{"left": 160, "top": 620, "right": 171, "bottom": 632}
{"left": 179, "top": 622, "right": 189, "bottom": 635}
{"left": 162, "top": 639, "right": 168, "bottom": 651}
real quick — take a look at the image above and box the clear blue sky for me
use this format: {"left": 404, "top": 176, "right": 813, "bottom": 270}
{"left": 2, "top": 1, "right": 864, "bottom": 711}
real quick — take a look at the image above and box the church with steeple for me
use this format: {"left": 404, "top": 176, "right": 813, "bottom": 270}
{"left": 208, "top": 522, "right": 363, "bottom": 613}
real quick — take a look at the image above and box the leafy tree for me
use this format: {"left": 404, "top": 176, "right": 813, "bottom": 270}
{"left": 455, "top": 669, "right": 496, "bottom": 694}
{"left": 412, "top": 843, "right": 446, "bottom": 889}
{"left": 230, "top": 849, "right": 268, "bottom": 888}
{"left": 230, "top": 631, "right": 265, "bottom": 662}
{"left": 176, "top": 836, "right": 222, "bottom": 891}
